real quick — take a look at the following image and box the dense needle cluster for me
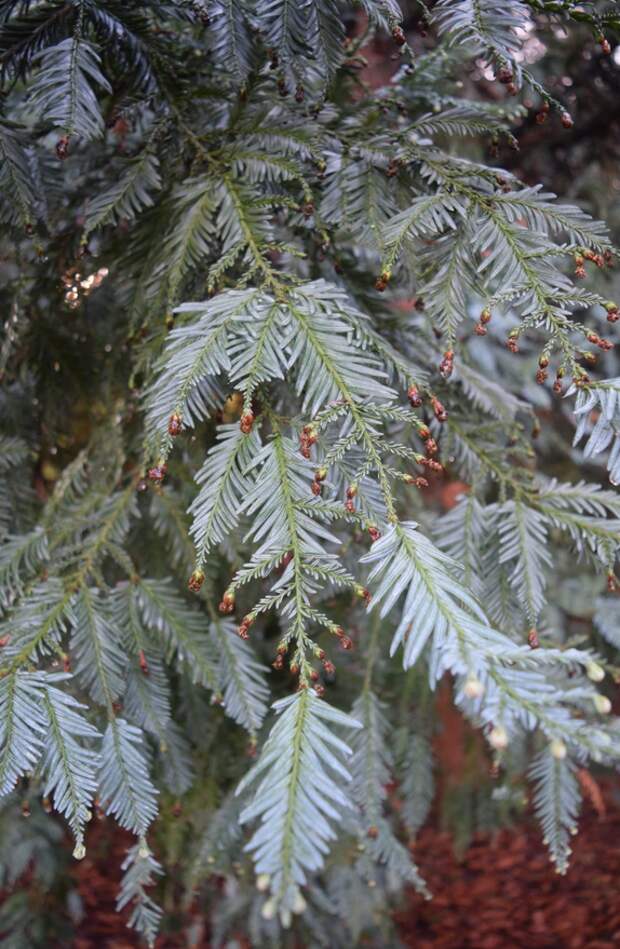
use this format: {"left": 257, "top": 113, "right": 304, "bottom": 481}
{"left": 1, "top": 1, "right": 620, "bottom": 945}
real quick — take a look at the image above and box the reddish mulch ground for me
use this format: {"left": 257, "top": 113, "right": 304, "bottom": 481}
{"left": 68, "top": 784, "right": 620, "bottom": 948}
{"left": 397, "top": 790, "right": 620, "bottom": 949}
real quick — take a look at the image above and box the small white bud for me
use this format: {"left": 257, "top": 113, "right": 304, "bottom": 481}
{"left": 138, "top": 843, "right": 151, "bottom": 859}
{"left": 550, "top": 738, "right": 567, "bottom": 760}
{"left": 586, "top": 661, "right": 605, "bottom": 683}
{"left": 72, "top": 842, "right": 86, "bottom": 860}
{"left": 292, "top": 889, "right": 307, "bottom": 914}
{"left": 488, "top": 724, "right": 508, "bottom": 750}
{"left": 593, "top": 694, "right": 611, "bottom": 714}
{"left": 281, "top": 908, "right": 292, "bottom": 929}
{"left": 256, "top": 873, "right": 270, "bottom": 892}
{"left": 463, "top": 676, "right": 484, "bottom": 699}
{"left": 261, "top": 898, "right": 277, "bottom": 920}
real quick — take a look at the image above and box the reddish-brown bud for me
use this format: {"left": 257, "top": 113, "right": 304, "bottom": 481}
{"left": 418, "top": 425, "right": 431, "bottom": 440}
{"left": 599, "top": 36, "right": 611, "bottom": 55}
{"left": 322, "top": 659, "right": 336, "bottom": 675}
{"left": 340, "top": 636, "right": 353, "bottom": 650}
{"left": 168, "top": 413, "right": 182, "bottom": 436}
{"left": 367, "top": 825, "right": 379, "bottom": 839}
{"left": 439, "top": 350, "right": 454, "bottom": 378}
{"left": 607, "top": 573, "right": 618, "bottom": 592}
{"left": 560, "top": 111, "right": 573, "bottom": 129}
{"left": 368, "top": 525, "right": 381, "bottom": 542}
{"left": 147, "top": 463, "right": 167, "bottom": 483}
{"left": 474, "top": 323, "right": 487, "bottom": 336}
{"left": 345, "top": 498, "right": 355, "bottom": 513}
{"left": 139, "top": 649, "right": 149, "bottom": 675}
{"left": 315, "top": 683, "right": 326, "bottom": 697}
{"left": 431, "top": 397, "right": 447, "bottom": 422}
{"left": 480, "top": 308, "right": 492, "bottom": 325}
{"left": 507, "top": 339, "right": 519, "bottom": 353}
{"left": 240, "top": 411, "right": 254, "bottom": 434}
{"left": 315, "top": 467, "right": 328, "bottom": 482}
{"left": 425, "top": 437, "right": 438, "bottom": 457}
{"left": 309, "top": 669, "right": 319, "bottom": 682}
{"left": 346, "top": 484, "right": 358, "bottom": 499}
{"left": 219, "top": 591, "right": 235, "bottom": 614}
{"left": 407, "top": 384, "right": 422, "bottom": 408}
{"left": 188, "top": 569, "right": 205, "bottom": 593}
{"left": 419, "top": 458, "right": 443, "bottom": 473}
{"left": 56, "top": 136, "right": 69, "bottom": 160}
{"left": 392, "top": 25, "right": 406, "bottom": 45}
{"left": 311, "top": 480, "right": 322, "bottom": 496}
{"left": 63, "top": 653, "right": 71, "bottom": 673}
{"left": 333, "top": 626, "right": 345, "bottom": 638}
{"left": 497, "top": 65, "right": 513, "bottom": 84}
{"left": 527, "top": 628, "right": 540, "bottom": 649}
{"left": 536, "top": 368, "right": 548, "bottom": 385}
{"left": 237, "top": 614, "right": 254, "bottom": 639}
